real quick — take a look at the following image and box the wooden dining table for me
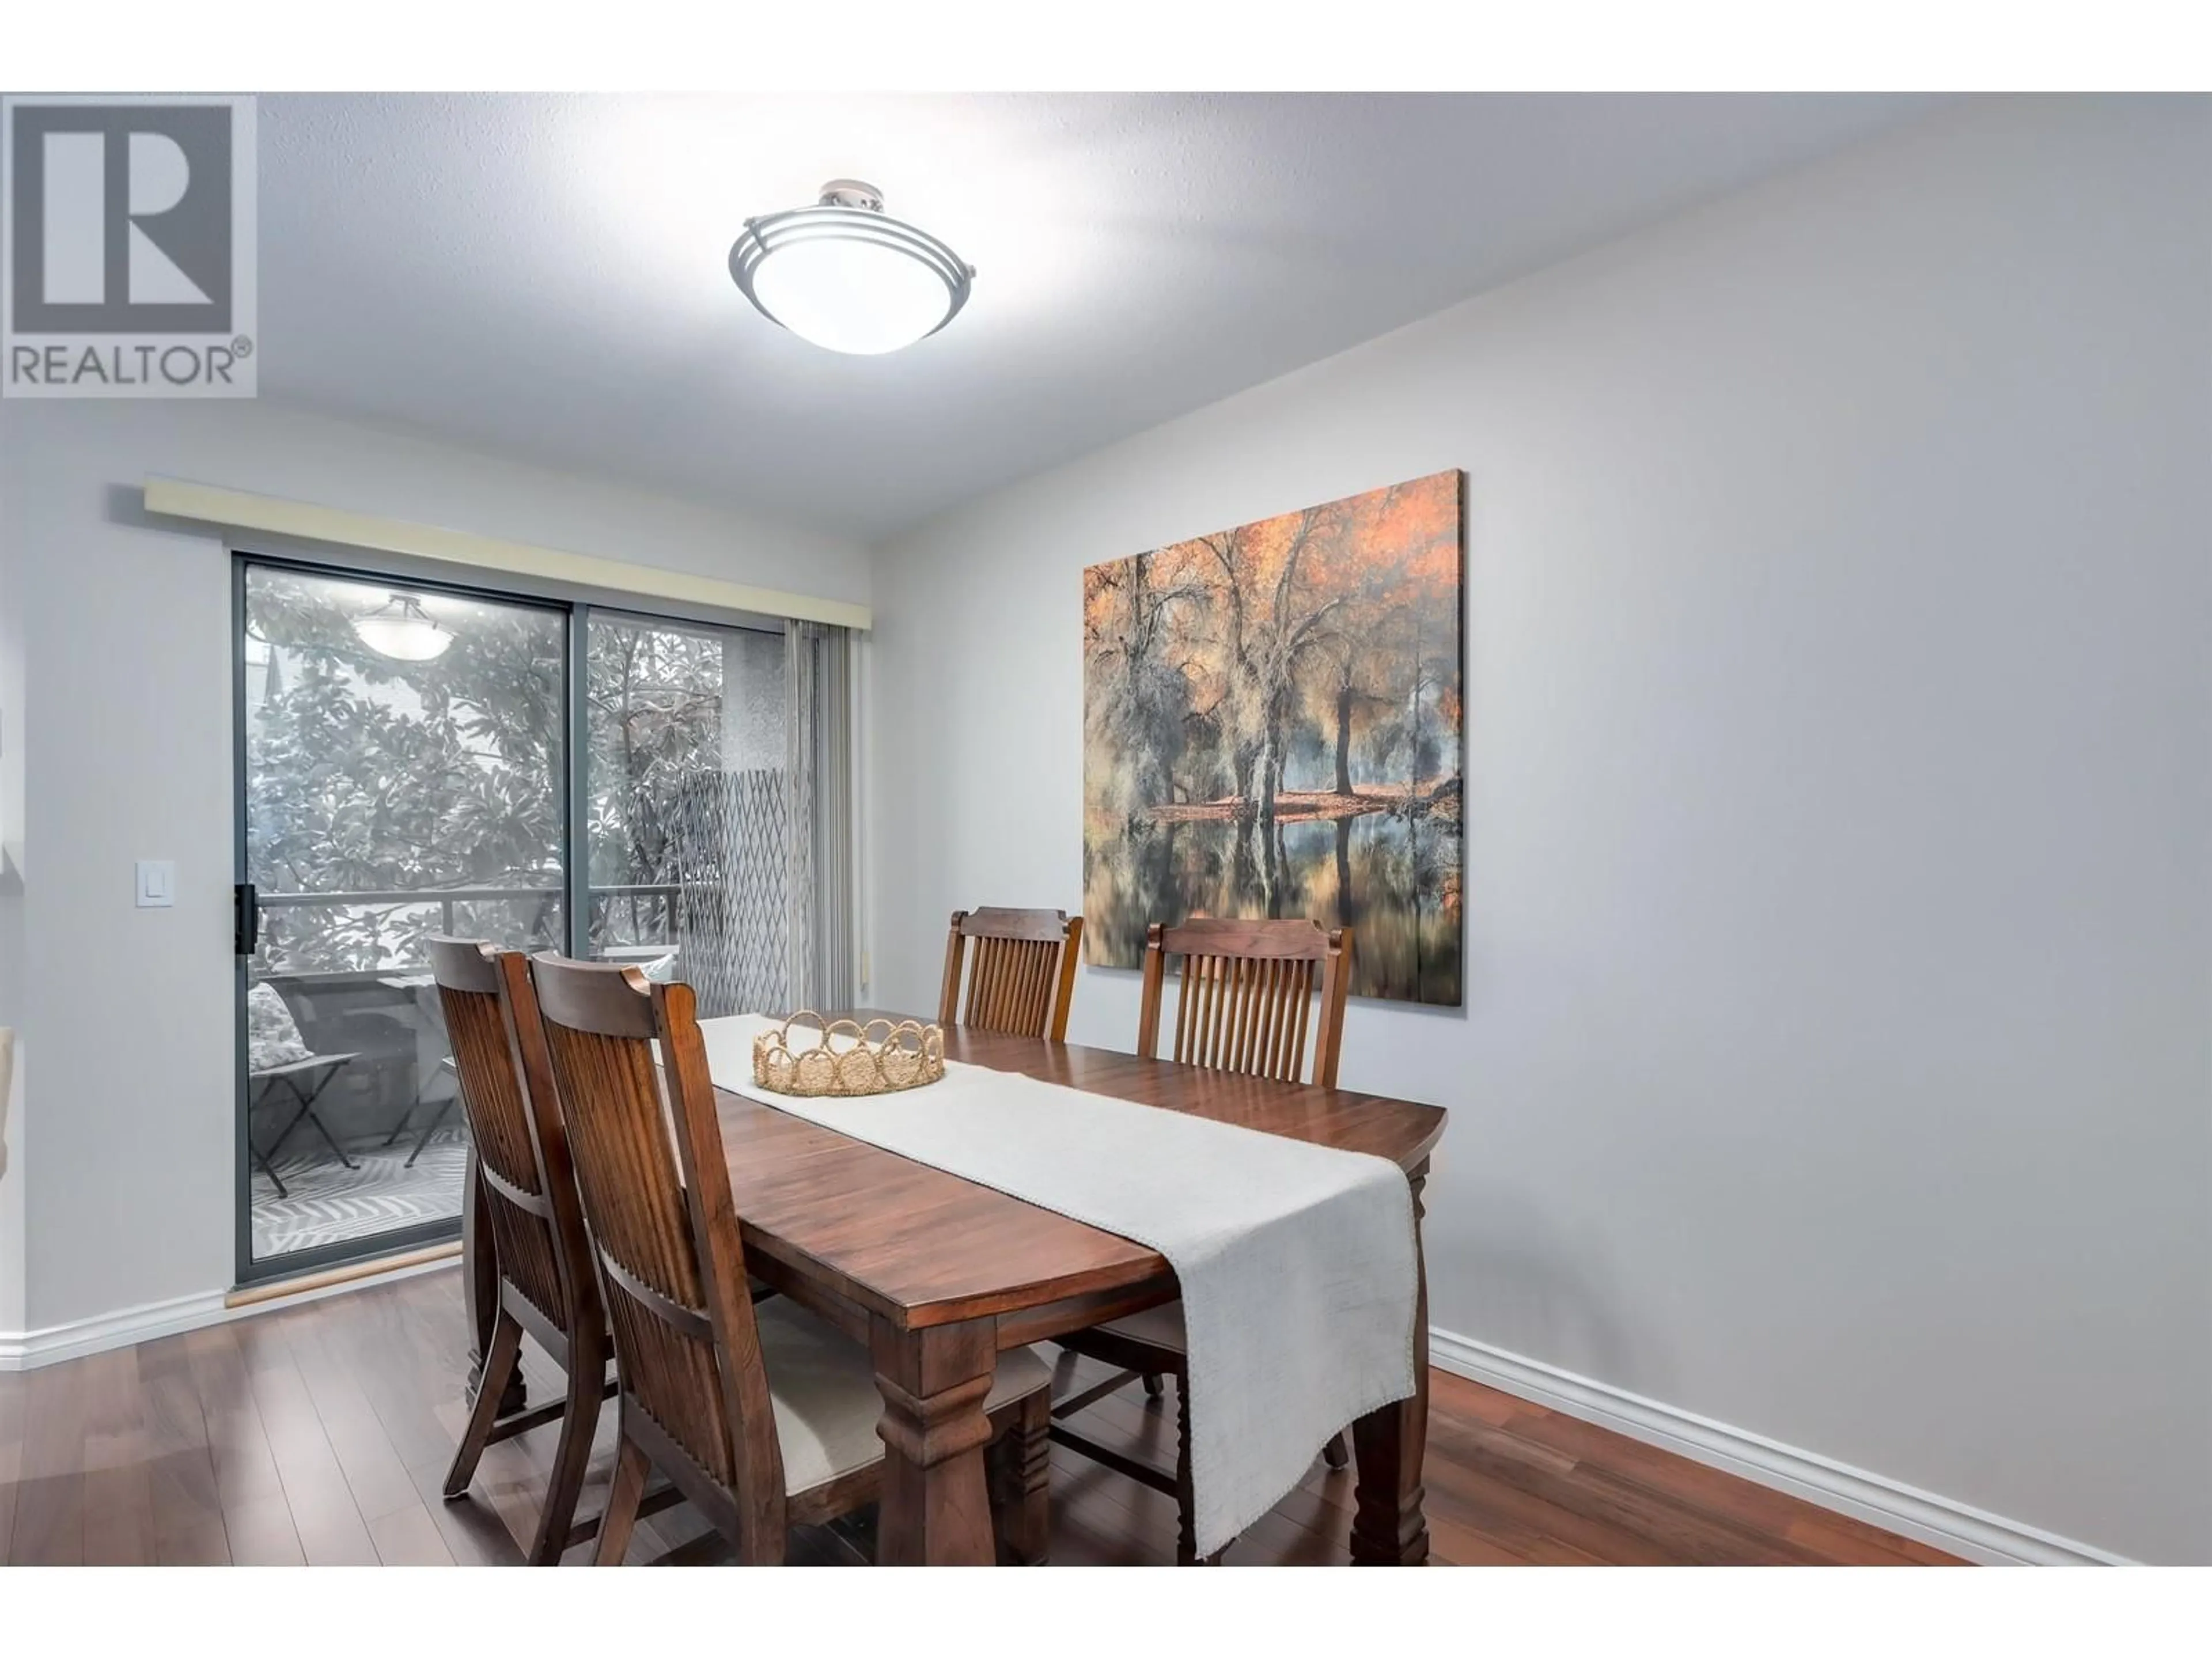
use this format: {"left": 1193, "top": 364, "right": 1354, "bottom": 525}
{"left": 466, "top": 1013, "right": 1446, "bottom": 1565}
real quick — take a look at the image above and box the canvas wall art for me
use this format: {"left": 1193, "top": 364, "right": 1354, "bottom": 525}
{"left": 1082, "top": 470, "right": 1464, "bottom": 1005}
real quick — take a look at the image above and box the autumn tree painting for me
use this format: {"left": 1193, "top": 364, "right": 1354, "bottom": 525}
{"left": 1082, "top": 471, "right": 1464, "bottom": 1005}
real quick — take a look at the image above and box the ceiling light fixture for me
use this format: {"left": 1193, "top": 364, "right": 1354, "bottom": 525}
{"left": 729, "top": 179, "right": 974, "bottom": 356}
{"left": 351, "top": 593, "right": 454, "bottom": 662}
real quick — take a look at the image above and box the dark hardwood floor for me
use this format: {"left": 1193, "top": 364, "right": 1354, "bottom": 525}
{"left": 0, "top": 1267, "right": 1958, "bottom": 1567}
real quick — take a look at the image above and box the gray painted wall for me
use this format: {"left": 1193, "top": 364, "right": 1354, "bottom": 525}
{"left": 0, "top": 396, "right": 870, "bottom": 1337}
{"left": 0, "top": 442, "right": 21, "bottom": 1335}
{"left": 865, "top": 97, "right": 2212, "bottom": 1562}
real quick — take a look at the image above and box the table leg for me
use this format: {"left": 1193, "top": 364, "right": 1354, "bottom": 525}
{"left": 1351, "top": 1165, "right": 1430, "bottom": 1565}
{"left": 989, "top": 1388, "right": 1052, "bottom": 1565}
{"left": 872, "top": 1315, "right": 1000, "bottom": 1566}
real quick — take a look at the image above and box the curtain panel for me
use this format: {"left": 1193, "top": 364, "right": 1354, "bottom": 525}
{"left": 784, "top": 620, "right": 857, "bottom": 1012}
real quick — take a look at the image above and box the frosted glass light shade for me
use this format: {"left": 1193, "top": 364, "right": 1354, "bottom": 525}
{"left": 747, "top": 237, "right": 957, "bottom": 355}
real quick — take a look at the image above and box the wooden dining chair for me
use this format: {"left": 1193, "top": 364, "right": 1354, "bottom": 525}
{"left": 939, "top": 907, "right": 1084, "bottom": 1040}
{"left": 428, "top": 936, "right": 618, "bottom": 1566}
{"left": 527, "top": 952, "right": 1057, "bottom": 1566}
{"left": 1137, "top": 916, "right": 1353, "bottom": 1089}
{"left": 1052, "top": 916, "right": 1356, "bottom": 1563}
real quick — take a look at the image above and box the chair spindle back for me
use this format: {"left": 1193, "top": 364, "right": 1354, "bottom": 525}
{"left": 939, "top": 907, "right": 1084, "bottom": 1040}
{"left": 1135, "top": 918, "right": 1353, "bottom": 1089}
{"left": 527, "top": 954, "right": 786, "bottom": 1544}
{"left": 427, "top": 937, "right": 584, "bottom": 1334}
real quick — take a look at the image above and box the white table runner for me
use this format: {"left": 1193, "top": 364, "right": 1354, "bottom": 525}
{"left": 696, "top": 1014, "right": 1418, "bottom": 1556}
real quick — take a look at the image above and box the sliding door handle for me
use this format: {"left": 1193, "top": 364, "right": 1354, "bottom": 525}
{"left": 234, "top": 882, "right": 259, "bottom": 956}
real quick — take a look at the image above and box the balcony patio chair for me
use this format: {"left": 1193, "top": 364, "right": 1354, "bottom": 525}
{"left": 245, "top": 980, "right": 358, "bottom": 1199}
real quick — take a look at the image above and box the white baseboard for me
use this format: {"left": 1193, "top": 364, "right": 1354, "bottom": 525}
{"left": 0, "top": 1255, "right": 459, "bottom": 1372}
{"left": 0, "top": 1289, "right": 234, "bottom": 1370}
{"left": 1427, "top": 1325, "right": 2130, "bottom": 1566}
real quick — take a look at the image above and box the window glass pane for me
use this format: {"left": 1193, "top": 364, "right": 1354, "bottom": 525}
{"left": 586, "top": 615, "right": 787, "bottom": 1015}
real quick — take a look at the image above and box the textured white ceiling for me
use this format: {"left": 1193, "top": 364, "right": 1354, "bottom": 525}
{"left": 256, "top": 93, "right": 1948, "bottom": 541}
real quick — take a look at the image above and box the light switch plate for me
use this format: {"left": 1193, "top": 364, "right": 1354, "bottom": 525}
{"left": 135, "top": 859, "right": 176, "bottom": 908}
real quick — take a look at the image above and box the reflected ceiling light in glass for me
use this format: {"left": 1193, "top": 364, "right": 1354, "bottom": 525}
{"left": 352, "top": 593, "right": 454, "bottom": 661}
{"left": 729, "top": 179, "right": 974, "bottom": 355}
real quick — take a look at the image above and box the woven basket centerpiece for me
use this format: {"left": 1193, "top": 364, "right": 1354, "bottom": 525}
{"left": 752, "top": 1013, "right": 945, "bottom": 1098}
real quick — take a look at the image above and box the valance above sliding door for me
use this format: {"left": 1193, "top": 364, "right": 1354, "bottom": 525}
{"left": 146, "top": 478, "right": 871, "bottom": 630}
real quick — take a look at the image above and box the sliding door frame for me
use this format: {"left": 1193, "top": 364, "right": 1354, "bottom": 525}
{"left": 230, "top": 546, "right": 785, "bottom": 1287}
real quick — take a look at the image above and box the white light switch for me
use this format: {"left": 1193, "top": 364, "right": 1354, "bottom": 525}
{"left": 135, "top": 860, "right": 176, "bottom": 908}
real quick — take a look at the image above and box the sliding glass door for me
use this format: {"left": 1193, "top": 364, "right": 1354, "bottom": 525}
{"left": 237, "top": 563, "right": 567, "bottom": 1275}
{"left": 234, "top": 558, "right": 805, "bottom": 1281}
